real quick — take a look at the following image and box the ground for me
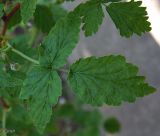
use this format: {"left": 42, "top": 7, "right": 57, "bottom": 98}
{"left": 68, "top": 12, "right": 160, "bottom": 136}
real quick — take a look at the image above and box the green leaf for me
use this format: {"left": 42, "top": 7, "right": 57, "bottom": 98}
{"left": 104, "top": 117, "right": 121, "bottom": 134}
{"left": 8, "top": 8, "right": 21, "bottom": 28}
{"left": 34, "top": 5, "right": 54, "bottom": 33}
{"left": 75, "top": 0, "right": 104, "bottom": 36}
{"left": 21, "top": 0, "right": 37, "bottom": 23}
{"left": 106, "top": 0, "right": 151, "bottom": 37}
{"left": 20, "top": 66, "right": 62, "bottom": 133}
{"left": 0, "top": 4, "right": 4, "bottom": 18}
{"left": 40, "top": 13, "right": 80, "bottom": 69}
{"left": 104, "top": 0, "right": 121, "bottom": 2}
{"left": 68, "top": 55, "right": 155, "bottom": 106}
{"left": 50, "top": 4, "right": 67, "bottom": 22}
{"left": 20, "top": 12, "right": 80, "bottom": 134}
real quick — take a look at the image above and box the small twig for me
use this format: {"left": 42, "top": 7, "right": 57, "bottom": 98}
{"left": 11, "top": 47, "right": 40, "bottom": 65}
{"left": 6, "top": 43, "right": 40, "bottom": 65}
{"left": 1, "top": 3, "right": 21, "bottom": 36}
{"left": 0, "top": 97, "right": 9, "bottom": 110}
{"left": 2, "top": 109, "right": 7, "bottom": 136}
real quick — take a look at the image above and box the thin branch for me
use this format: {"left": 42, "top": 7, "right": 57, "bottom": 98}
{"left": 0, "top": 97, "right": 9, "bottom": 110}
{"left": 2, "top": 109, "right": 7, "bottom": 136}
{"left": 1, "top": 3, "right": 21, "bottom": 36}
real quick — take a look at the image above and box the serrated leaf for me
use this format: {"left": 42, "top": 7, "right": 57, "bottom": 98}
{"left": 34, "top": 5, "right": 54, "bottom": 33}
{"left": 106, "top": 0, "right": 151, "bottom": 37}
{"left": 40, "top": 13, "right": 80, "bottom": 69}
{"left": 20, "top": 66, "right": 62, "bottom": 133}
{"left": 105, "top": 0, "right": 121, "bottom": 2}
{"left": 21, "top": 0, "right": 37, "bottom": 23}
{"left": 75, "top": 0, "right": 104, "bottom": 36}
{"left": 68, "top": 55, "right": 155, "bottom": 106}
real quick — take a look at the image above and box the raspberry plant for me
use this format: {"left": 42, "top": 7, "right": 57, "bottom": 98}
{"left": 0, "top": 0, "right": 156, "bottom": 135}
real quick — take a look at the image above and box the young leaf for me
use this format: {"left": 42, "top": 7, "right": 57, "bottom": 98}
{"left": 68, "top": 55, "right": 155, "bottom": 106}
{"left": 75, "top": 0, "right": 104, "bottom": 36}
{"left": 20, "top": 66, "right": 62, "bottom": 133}
{"left": 40, "top": 13, "right": 80, "bottom": 69}
{"left": 106, "top": 0, "right": 151, "bottom": 37}
{"left": 21, "top": 0, "right": 37, "bottom": 23}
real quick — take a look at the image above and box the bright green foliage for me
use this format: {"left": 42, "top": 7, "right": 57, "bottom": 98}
{"left": 34, "top": 5, "right": 54, "bottom": 33}
{"left": 19, "top": 13, "right": 80, "bottom": 132}
{"left": 20, "top": 67, "right": 62, "bottom": 133}
{"left": 106, "top": 0, "right": 151, "bottom": 37}
{"left": 104, "top": 117, "right": 121, "bottom": 134}
{"left": 0, "top": 0, "right": 156, "bottom": 135}
{"left": 0, "top": 4, "right": 4, "bottom": 18}
{"left": 21, "top": 0, "right": 37, "bottom": 23}
{"left": 68, "top": 55, "right": 155, "bottom": 105}
{"left": 75, "top": 0, "right": 104, "bottom": 36}
{"left": 40, "top": 13, "right": 80, "bottom": 69}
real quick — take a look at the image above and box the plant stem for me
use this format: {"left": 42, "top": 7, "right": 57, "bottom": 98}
{"left": 2, "top": 110, "right": 7, "bottom": 136}
{"left": 11, "top": 48, "right": 40, "bottom": 65}
{"left": 1, "top": 3, "right": 21, "bottom": 36}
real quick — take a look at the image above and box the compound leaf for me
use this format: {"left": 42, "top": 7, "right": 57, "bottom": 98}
{"left": 21, "top": 0, "right": 37, "bottom": 23}
{"left": 40, "top": 13, "right": 80, "bottom": 69}
{"left": 106, "top": 0, "right": 151, "bottom": 37}
{"left": 20, "top": 66, "right": 62, "bottom": 133}
{"left": 68, "top": 55, "right": 155, "bottom": 106}
{"left": 75, "top": 0, "right": 104, "bottom": 36}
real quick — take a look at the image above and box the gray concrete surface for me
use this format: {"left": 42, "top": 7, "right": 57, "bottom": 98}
{"left": 68, "top": 11, "right": 160, "bottom": 136}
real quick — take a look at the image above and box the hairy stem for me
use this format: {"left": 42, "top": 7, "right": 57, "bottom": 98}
{"left": 11, "top": 48, "right": 40, "bottom": 65}
{"left": 6, "top": 43, "right": 39, "bottom": 64}
{"left": 2, "top": 110, "right": 7, "bottom": 136}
